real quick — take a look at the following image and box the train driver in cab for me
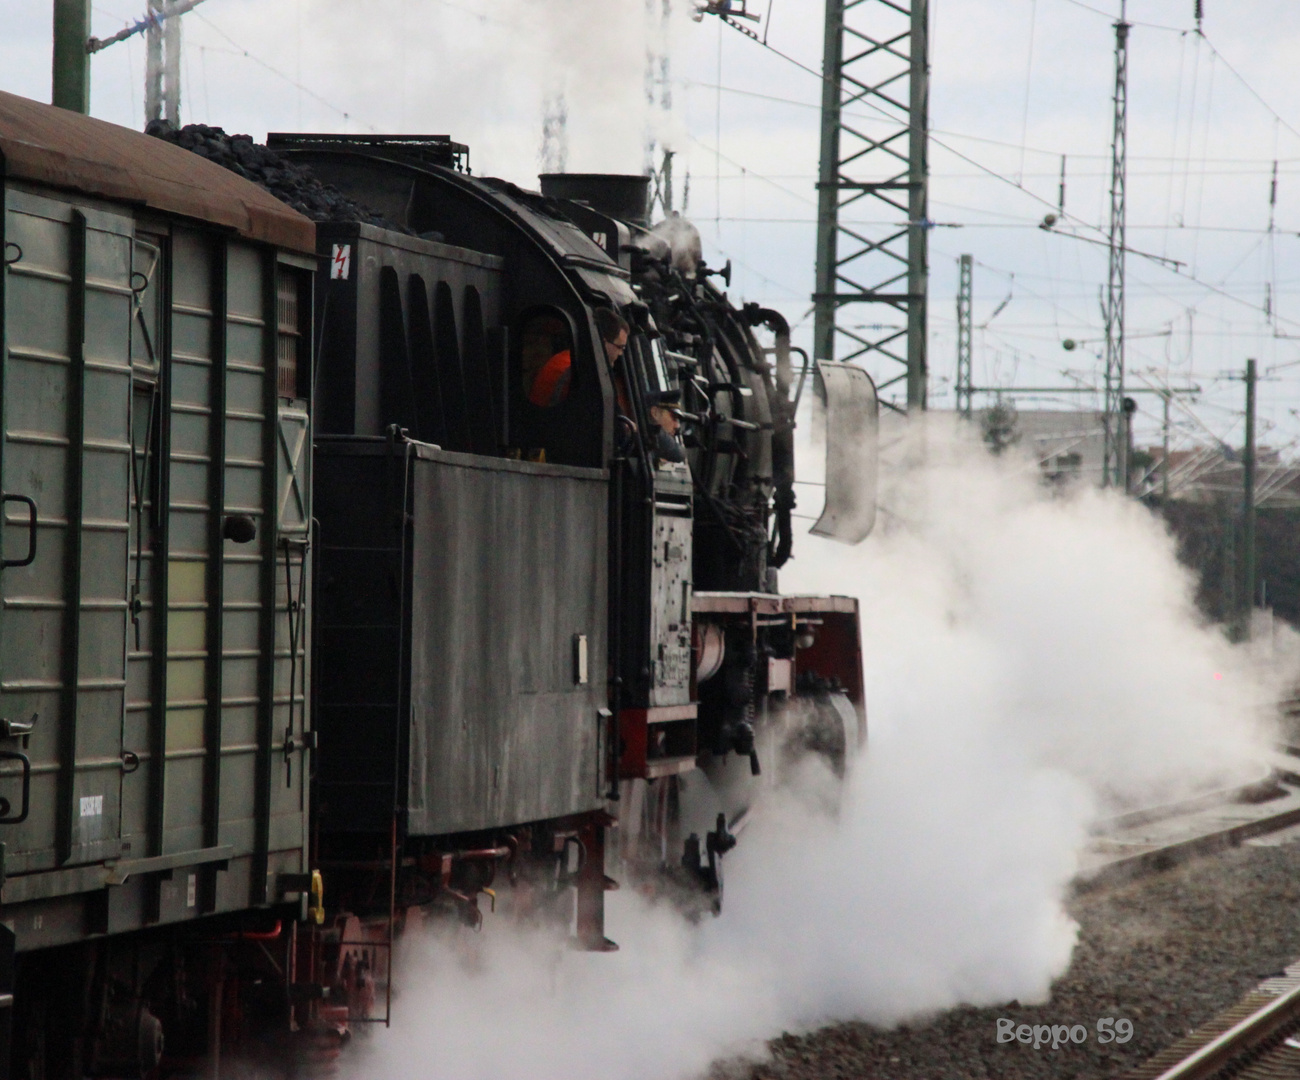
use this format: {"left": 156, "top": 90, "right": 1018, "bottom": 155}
{"left": 594, "top": 307, "right": 641, "bottom": 457}
{"left": 595, "top": 309, "right": 685, "bottom": 464}
{"left": 525, "top": 307, "right": 632, "bottom": 417}
{"left": 595, "top": 307, "right": 633, "bottom": 416}
{"left": 524, "top": 314, "right": 575, "bottom": 408}
{"left": 646, "top": 389, "right": 686, "bottom": 464}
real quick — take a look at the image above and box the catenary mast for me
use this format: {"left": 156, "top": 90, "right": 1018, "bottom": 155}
{"left": 1102, "top": 0, "right": 1129, "bottom": 486}
{"left": 813, "top": 0, "right": 930, "bottom": 412}
{"left": 955, "top": 253, "right": 973, "bottom": 418}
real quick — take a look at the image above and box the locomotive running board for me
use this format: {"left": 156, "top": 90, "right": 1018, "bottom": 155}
{"left": 810, "top": 361, "right": 879, "bottom": 544}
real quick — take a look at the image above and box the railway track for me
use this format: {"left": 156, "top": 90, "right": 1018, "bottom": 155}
{"left": 1098, "top": 742, "right": 1300, "bottom": 1078}
{"left": 1078, "top": 748, "right": 1300, "bottom": 888}
{"left": 1119, "top": 963, "right": 1300, "bottom": 1079}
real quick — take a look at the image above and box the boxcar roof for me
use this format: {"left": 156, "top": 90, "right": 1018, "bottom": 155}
{"left": 0, "top": 92, "right": 315, "bottom": 254}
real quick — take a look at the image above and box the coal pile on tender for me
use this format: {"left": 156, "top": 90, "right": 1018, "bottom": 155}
{"left": 146, "top": 120, "right": 407, "bottom": 231}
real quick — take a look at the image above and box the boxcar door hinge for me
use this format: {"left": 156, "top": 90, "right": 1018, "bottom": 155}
{"left": 282, "top": 728, "right": 318, "bottom": 787}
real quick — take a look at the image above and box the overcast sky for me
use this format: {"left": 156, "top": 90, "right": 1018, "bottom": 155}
{"left": 7, "top": 0, "right": 1300, "bottom": 456}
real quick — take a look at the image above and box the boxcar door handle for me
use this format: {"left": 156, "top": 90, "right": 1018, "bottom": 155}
{"left": 0, "top": 714, "right": 35, "bottom": 739}
{"left": 0, "top": 750, "right": 31, "bottom": 824}
{"left": 1, "top": 494, "right": 37, "bottom": 569}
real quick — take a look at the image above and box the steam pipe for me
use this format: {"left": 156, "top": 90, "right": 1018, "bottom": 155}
{"left": 746, "top": 306, "right": 792, "bottom": 398}
{"left": 447, "top": 846, "right": 511, "bottom": 861}
{"left": 741, "top": 306, "right": 796, "bottom": 572}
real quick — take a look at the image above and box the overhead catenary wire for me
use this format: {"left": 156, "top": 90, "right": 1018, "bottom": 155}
{"left": 1051, "top": 5, "right": 1300, "bottom": 159}
{"left": 701, "top": 16, "right": 1300, "bottom": 353}
{"left": 1175, "top": 29, "right": 1203, "bottom": 231}
{"left": 715, "top": 19, "right": 722, "bottom": 237}
{"left": 1018, "top": 0, "right": 1039, "bottom": 183}
{"left": 1162, "top": 28, "right": 1188, "bottom": 255}
{"left": 1057, "top": 0, "right": 1193, "bottom": 33}
{"left": 680, "top": 79, "right": 1300, "bottom": 167}
{"left": 188, "top": 10, "right": 379, "bottom": 131}
{"left": 1189, "top": 47, "right": 1219, "bottom": 277}
{"left": 1267, "top": 137, "right": 1280, "bottom": 330}
{"left": 144, "top": 0, "right": 1300, "bottom": 448}
{"left": 1199, "top": 31, "right": 1300, "bottom": 147}
{"left": 87, "top": 0, "right": 211, "bottom": 54}
{"left": 686, "top": 132, "right": 815, "bottom": 207}
{"left": 81, "top": 1, "right": 1300, "bottom": 407}
{"left": 691, "top": 215, "right": 1300, "bottom": 238}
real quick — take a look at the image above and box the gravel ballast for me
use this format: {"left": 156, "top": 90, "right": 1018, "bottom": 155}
{"left": 725, "top": 843, "right": 1300, "bottom": 1080}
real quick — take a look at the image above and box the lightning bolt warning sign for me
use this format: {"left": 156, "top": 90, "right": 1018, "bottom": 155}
{"left": 330, "top": 244, "right": 351, "bottom": 280}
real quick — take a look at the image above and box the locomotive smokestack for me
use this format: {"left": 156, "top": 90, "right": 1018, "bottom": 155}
{"left": 539, "top": 173, "right": 651, "bottom": 226}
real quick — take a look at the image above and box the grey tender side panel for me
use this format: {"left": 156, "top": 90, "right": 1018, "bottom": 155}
{"left": 406, "top": 447, "right": 608, "bottom": 836}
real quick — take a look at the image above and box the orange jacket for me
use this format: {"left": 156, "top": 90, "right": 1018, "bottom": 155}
{"left": 529, "top": 349, "right": 572, "bottom": 407}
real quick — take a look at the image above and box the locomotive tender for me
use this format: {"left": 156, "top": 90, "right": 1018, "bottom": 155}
{"left": 0, "top": 91, "right": 870, "bottom": 1078}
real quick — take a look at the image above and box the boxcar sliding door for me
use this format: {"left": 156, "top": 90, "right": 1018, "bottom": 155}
{"left": 0, "top": 188, "right": 134, "bottom": 875}
{"left": 125, "top": 229, "right": 312, "bottom": 921}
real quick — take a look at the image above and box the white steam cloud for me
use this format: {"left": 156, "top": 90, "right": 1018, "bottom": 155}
{"left": 344, "top": 414, "right": 1288, "bottom": 1080}
{"left": 501, "top": 0, "right": 689, "bottom": 176}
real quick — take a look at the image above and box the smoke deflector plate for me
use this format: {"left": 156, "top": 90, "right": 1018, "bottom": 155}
{"left": 811, "top": 361, "right": 879, "bottom": 544}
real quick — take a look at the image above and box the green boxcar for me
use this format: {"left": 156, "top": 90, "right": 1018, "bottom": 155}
{"left": 0, "top": 91, "right": 317, "bottom": 955}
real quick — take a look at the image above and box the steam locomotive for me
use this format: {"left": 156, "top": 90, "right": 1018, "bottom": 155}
{"left": 0, "top": 90, "right": 873, "bottom": 1078}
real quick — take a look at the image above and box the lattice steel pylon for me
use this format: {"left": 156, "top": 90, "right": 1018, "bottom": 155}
{"left": 145, "top": 0, "right": 183, "bottom": 126}
{"left": 645, "top": 0, "right": 675, "bottom": 215}
{"left": 813, "top": 0, "right": 930, "bottom": 412}
{"left": 955, "top": 253, "right": 972, "bottom": 417}
{"left": 1102, "top": 1, "right": 1129, "bottom": 487}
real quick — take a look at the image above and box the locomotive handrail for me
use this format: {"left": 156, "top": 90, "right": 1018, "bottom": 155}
{"left": 1, "top": 493, "right": 36, "bottom": 569}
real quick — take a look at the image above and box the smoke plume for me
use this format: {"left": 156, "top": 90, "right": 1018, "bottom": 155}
{"left": 503, "top": 0, "right": 688, "bottom": 176}
{"left": 343, "top": 414, "right": 1287, "bottom": 1080}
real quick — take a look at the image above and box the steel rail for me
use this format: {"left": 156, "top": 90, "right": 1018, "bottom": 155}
{"left": 1149, "top": 980, "right": 1300, "bottom": 1080}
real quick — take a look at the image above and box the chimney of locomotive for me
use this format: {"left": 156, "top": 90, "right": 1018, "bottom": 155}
{"left": 539, "top": 173, "right": 651, "bottom": 226}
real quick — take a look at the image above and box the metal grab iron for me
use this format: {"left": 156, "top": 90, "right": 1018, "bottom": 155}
{"left": 0, "top": 494, "right": 36, "bottom": 569}
{"left": 0, "top": 751, "right": 31, "bottom": 824}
